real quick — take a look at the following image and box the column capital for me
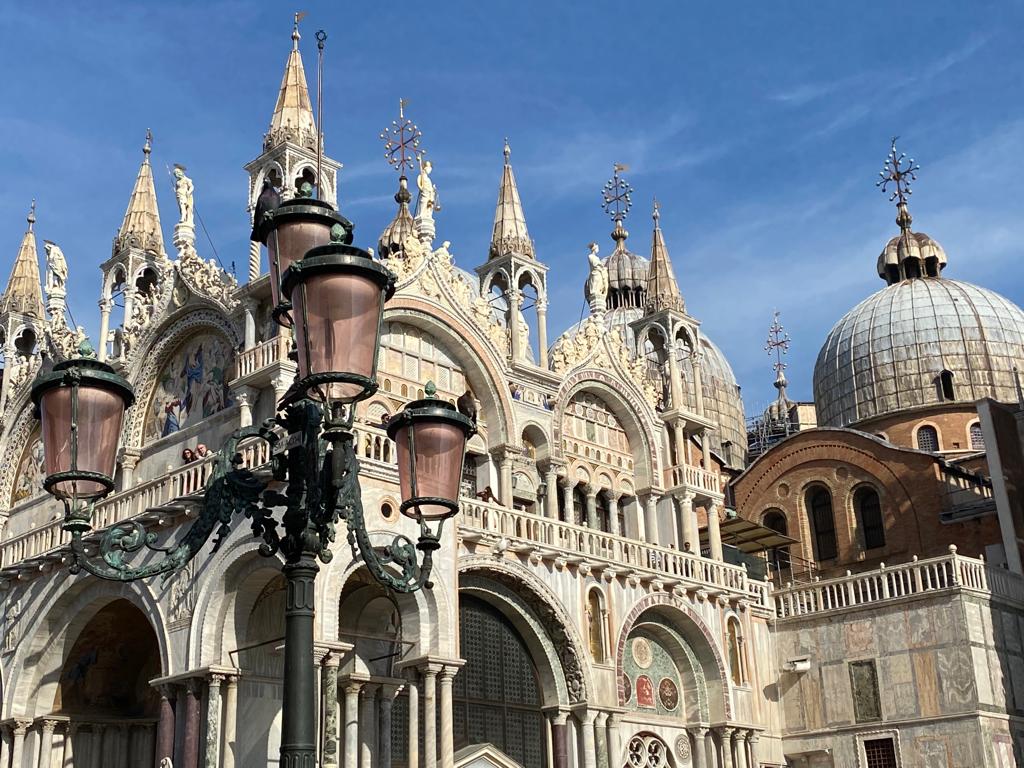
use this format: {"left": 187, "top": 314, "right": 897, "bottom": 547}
{"left": 578, "top": 709, "right": 596, "bottom": 726}
{"left": 359, "top": 683, "right": 380, "bottom": 700}
{"left": 689, "top": 725, "right": 709, "bottom": 738}
{"left": 548, "top": 710, "right": 570, "bottom": 726}
{"left": 10, "top": 719, "right": 30, "bottom": 736}
{"left": 39, "top": 718, "right": 59, "bottom": 732}
{"left": 716, "top": 725, "right": 735, "bottom": 738}
{"left": 594, "top": 711, "right": 608, "bottom": 727}
{"left": 745, "top": 729, "right": 760, "bottom": 742}
{"left": 65, "top": 721, "right": 79, "bottom": 736}
{"left": 208, "top": 673, "right": 225, "bottom": 686}
{"left": 379, "top": 682, "right": 406, "bottom": 701}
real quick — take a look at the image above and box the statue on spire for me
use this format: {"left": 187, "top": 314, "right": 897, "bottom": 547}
{"left": 415, "top": 155, "right": 439, "bottom": 221}
{"left": 43, "top": 241, "right": 67, "bottom": 296}
{"left": 585, "top": 242, "right": 609, "bottom": 314}
{"left": 173, "top": 165, "right": 195, "bottom": 227}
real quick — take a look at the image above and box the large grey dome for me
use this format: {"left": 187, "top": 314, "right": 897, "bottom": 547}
{"left": 813, "top": 277, "right": 1024, "bottom": 427}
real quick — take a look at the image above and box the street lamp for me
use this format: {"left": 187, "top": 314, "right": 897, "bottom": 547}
{"left": 33, "top": 196, "right": 475, "bottom": 767}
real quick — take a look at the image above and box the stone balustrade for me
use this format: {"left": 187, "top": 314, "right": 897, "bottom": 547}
{"left": 233, "top": 336, "right": 287, "bottom": 380}
{"left": 0, "top": 440, "right": 269, "bottom": 570}
{"left": 774, "top": 546, "right": 1024, "bottom": 619}
{"left": 664, "top": 463, "right": 722, "bottom": 497}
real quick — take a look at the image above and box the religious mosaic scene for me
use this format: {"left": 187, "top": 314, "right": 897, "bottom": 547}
{"left": 0, "top": 9, "right": 1022, "bottom": 768}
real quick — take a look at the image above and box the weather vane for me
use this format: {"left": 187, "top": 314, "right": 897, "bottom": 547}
{"left": 877, "top": 137, "right": 919, "bottom": 206}
{"left": 602, "top": 163, "right": 633, "bottom": 222}
{"left": 765, "top": 310, "right": 790, "bottom": 376}
{"left": 380, "top": 98, "right": 422, "bottom": 176}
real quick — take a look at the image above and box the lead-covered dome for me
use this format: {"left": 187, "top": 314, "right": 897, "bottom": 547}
{"left": 814, "top": 277, "right": 1024, "bottom": 427}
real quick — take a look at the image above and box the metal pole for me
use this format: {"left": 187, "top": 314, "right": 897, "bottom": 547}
{"left": 281, "top": 552, "right": 319, "bottom": 768}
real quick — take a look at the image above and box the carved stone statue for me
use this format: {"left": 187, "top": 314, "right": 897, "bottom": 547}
{"left": 585, "top": 242, "right": 608, "bottom": 312}
{"left": 415, "top": 157, "right": 439, "bottom": 221}
{"left": 173, "top": 165, "right": 195, "bottom": 227}
{"left": 159, "top": 758, "right": 173, "bottom": 768}
{"left": 43, "top": 241, "right": 68, "bottom": 294}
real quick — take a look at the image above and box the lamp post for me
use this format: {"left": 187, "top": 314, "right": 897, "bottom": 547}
{"left": 32, "top": 196, "right": 475, "bottom": 768}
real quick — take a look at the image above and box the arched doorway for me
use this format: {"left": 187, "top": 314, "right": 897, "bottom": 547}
{"left": 453, "top": 596, "right": 546, "bottom": 768}
{"left": 53, "top": 599, "right": 161, "bottom": 766}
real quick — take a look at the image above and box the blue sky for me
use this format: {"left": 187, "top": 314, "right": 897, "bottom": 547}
{"left": 3, "top": 1, "right": 1024, "bottom": 414}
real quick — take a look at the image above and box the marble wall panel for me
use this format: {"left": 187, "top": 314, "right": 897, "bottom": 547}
{"left": 937, "top": 645, "right": 977, "bottom": 713}
{"left": 820, "top": 662, "right": 853, "bottom": 725}
{"left": 883, "top": 652, "right": 919, "bottom": 719}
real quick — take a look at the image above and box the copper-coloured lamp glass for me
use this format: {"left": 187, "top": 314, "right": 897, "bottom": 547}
{"left": 282, "top": 240, "right": 395, "bottom": 405}
{"left": 387, "top": 384, "right": 476, "bottom": 521}
{"left": 256, "top": 196, "right": 351, "bottom": 324}
{"left": 32, "top": 359, "right": 135, "bottom": 511}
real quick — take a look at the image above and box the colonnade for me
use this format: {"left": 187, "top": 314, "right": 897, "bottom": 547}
{"left": 0, "top": 717, "right": 157, "bottom": 768}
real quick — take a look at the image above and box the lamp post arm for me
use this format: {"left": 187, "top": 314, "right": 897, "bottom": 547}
{"left": 326, "top": 426, "right": 436, "bottom": 593}
{"left": 64, "top": 426, "right": 273, "bottom": 582}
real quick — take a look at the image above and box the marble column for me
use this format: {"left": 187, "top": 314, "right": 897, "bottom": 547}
{"left": 422, "top": 667, "right": 438, "bottom": 768}
{"left": 36, "top": 719, "right": 57, "bottom": 768}
{"left": 359, "top": 684, "right": 378, "bottom": 768}
{"left": 605, "top": 714, "right": 621, "bottom": 768}
{"left": 11, "top": 721, "right": 29, "bottom": 768}
{"left": 585, "top": 486, "right": 598, "bottom": 530}
{"left": 732, "top": 728, "right": 747, "bottom": 768}
{"left": 672, "top": 421, "right": 687, "bottom": 469}
{"left": 692, "top": 353, "right": 706, "bottom": 415}
{"left": 550, "top": 712, "right": 568, "bottom": 768}
{"left": 89, "top": 725, "right": 105, "bottom": 768}
{"left": 343, "top": 680, "right": 362, "bottom": 768}
{"left": 631, "top": 496, "right": 646, "bottom": 540}
{"left": 63, "top": 722, "right": 78, "bottom": 768}
{"left": 645, "top": 495, "right": 659, "bottom": 543}
{"left": 248, "top": 240, "right": 261, "bottom": 283}
{"left": 97, "top": 297, "right": 112, "bottom": 362}
{"left": 689, "top": 727, "right": 707, "bottom": 768}
{"left": 593, "top": 713, "right": 609, "bottom": 768}
{"left": 406, "top": 670, "right": 420, "bottom": 768}
{"left": 717, "top": 728, "right": 734, "bottom": 768}
{"left": 579, "top": 711, "right": 597, "bottom": 768}
{"left": 243, "top": 300, "right": 257, "bottom": 349}
{"left": 707, "top": 501, "right": 724, "bottom": 561}
{"left": 155, "top": 685, "right": 176, "bottom": 766}
{"left": 679, "top": 491, "right": 697, "bottom": 554}
{"left": 379, "top": 684, "right": 402, "bottom": 768}
{"left": 438, "top": 669, "right": 457, "bottom": 768}
{"left": 509, "top": 289, "right": 523, "bottom": 363}
{"left": 561, "top": 481, "right": 575, "bottom": 525}
{"left": 608, "top": 495, "right": 621, "bottom": 536}
{"left": 182, "top": 680, "right": 201, "bottom": 768}
{"left": 746, "top": 730, "right": 759, "bottom": 768}
{"left": 704, "top": 729, "right": 717, "bottom": 768}
{"left": 0, "top": 724, "right": 9, "bottom": 768}
{"left": 205, "top": 675, "right": 223, "bottom": 768}
{"left": 544, "top": 467, "right": 559, "bottom": 519}
{"left": 222, "top": 676, "right": 239, "bottom": 768}
{"left": 497, "top": 453, "right": 514, "bottom": 508}
{"left": 700, "top": 430, "right": 712, "bottom": 468}
{"left": 537, "top": 300, "right": 549, "bottom": 368}
{"left": 117, "top": 724, "right": 129, "bottom": 768}
{"left": 322, "top": 656, "right": 341, "bottom": 768}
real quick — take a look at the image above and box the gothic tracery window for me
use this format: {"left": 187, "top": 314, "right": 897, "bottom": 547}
{"left": 625, "top": 735, "right": 669, "bottom": 768}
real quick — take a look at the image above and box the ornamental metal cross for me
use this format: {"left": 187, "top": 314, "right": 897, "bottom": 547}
{"left": 380, "top": 98, "right": 422, "bottom": 175}
{"left": 877, "top": 137, "right": 919, "bottom": 205}
{"left": 602, "top": 163, "right": 633, "bottom": 222}
{"left": 765, "top": 310, "right": 790, "bottom": 376}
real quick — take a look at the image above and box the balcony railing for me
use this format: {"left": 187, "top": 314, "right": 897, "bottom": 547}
{"left": 232, "top": 336, "right": 291, "bottom": 381}
{"left": 664, "top": 463, "right": 722, "bottom": 497}
{"left": 774, "top": 546, "right": 1024, "bottom": 618}
{"left": 459, "top": 498, "right": 771, "bottom": 608}
{"left": 0, "top": 440, "right": 270, "bottom": 569}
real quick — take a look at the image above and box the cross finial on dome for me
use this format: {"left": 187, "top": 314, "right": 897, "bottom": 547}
{"left": 877, "top": 137, "right": 919, "bottom": 230}
{"left": 293, "top": 11, "right": 306, "bottom": 50}
{"left": 765, "top": 310, "right": 790, "bottom": 380}
{"left": 380, "top": 98, "right": 421, "bottom": 176}
{"left": 603, "top": 163, "right": 633, "bottom": 248}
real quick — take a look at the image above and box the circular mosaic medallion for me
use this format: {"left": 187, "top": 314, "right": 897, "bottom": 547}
{"left": 777, "top": 482, "right": 790, "bottom": 498}
{"left": 674, "top": 734, "right": 691, "bottom": 760}
{"left": 659, "top": 677, "right": 679, "bottom": 710}
{"left": 631, "top": 637, "right": 653, "bottom": 669}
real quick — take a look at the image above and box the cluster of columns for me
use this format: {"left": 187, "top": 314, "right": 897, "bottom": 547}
{"left": 709, "top": 726, "right": 760, "bottom": 768}
{"left": 0, "top": 717, "right": 156, "bottom": 768}
{"left": 319, "top": 656, "right": 462, "bottom": 768}
{"left": 545, "top": 709, "right": 624, "bottom": 768}
{"left": 151, "top": 669, "right": 239, "bottom": 768}
{"left": 673, "top": 493, "right": 724, "bottom": 560}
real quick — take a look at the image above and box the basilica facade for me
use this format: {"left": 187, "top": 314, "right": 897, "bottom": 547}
{"left": 0, "top": 21, "right": 1022, "bottom": 768}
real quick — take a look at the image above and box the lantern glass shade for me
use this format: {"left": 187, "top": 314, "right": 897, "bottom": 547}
{"left": 388, "top": 396, "right": 475, "bottom": 522}
{"left": 268, "top": 218, "right": 333, "bottom": 312}
{"left": 32, "top": 360, "right": 134, "bottom": 502}
{"left": 284, "top": 246, "right": 394, "bottom": 405}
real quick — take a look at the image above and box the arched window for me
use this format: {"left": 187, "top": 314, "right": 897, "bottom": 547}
{"left": 916, "top": 425, "right": 939, "bottom": 452}
{"left": 806, "top": 486, "right": 838, "bottom": 561}
{"left": 452, "top": 597, "right": 545, "bottom": 768}
{"left": 939, "top": 370, "right": 955, "bottom": 401}
{"left": 970, "top": 422, "right": 985, "bottom": 450}
{"left": 763, "top": 509, "right": 790, "bottom": 572}
{"left": 727, "top": 617, "right": 744, "bottom": 685}
{"left": 586, "top": 588, "right": 607, "bottom": 663}
{"left": 854, "top": 487, "right": 885, "bottom": 550}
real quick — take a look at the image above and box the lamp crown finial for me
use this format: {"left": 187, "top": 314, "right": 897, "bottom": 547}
{"left": 424, "top": 380, "right": 437, "bottom": 398}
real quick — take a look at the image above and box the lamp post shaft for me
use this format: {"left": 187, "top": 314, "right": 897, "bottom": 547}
{"left": 281, "top": 554, "right": 319, "bottom": 767}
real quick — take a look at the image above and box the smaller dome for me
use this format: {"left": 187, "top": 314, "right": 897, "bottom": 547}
{"left": 604, "top": 244, "right": 649, "bottom": 312}
{"left": 877, "top": 229, "right": 947, "bottom": 283}
{"left": 378, "top": 177, "right": 415, "bottom": 258}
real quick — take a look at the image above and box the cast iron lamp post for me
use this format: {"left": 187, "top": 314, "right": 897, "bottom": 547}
{"left": 32, "top": 200, "right": 475, "bottom": 768}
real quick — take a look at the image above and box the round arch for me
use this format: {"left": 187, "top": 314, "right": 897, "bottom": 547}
{"left": 6, "top": 576, "right": 171, "bottom": 719}
{"left": 615, "top": 592, "right": 731, "bottom": 722}
{"left": 553, "top": 374, "right": 660, "bottom": 492}
{"left": 521, "top": 422, "right": 550, "bottom": 463}
{"left": 458, "top": 557, "right": 592, "bottom": 705}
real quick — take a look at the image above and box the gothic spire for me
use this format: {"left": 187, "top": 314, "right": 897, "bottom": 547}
{"left": 644, "top": 200, "right": 685, "bottom": 314}
{"left": 1, "top": 201, "right": 45, "bottom": 319}
{"left": 114, "top": 130, "right": 164, "bottom": 256}
{"left": 264, "top": 13, "right": 318, "bottom": 153}
{"left": 489, "top": 139, "right": 534, "bottom": 260}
